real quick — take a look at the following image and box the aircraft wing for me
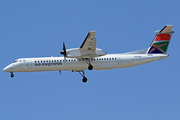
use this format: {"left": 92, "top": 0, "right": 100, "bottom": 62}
{"left": 65, "top": 31, "right": 106, "bottom": 58}
{"left": 80, "top": 31, "right": 97, "bottom": 51}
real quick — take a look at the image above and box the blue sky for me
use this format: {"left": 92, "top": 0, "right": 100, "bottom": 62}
{"left": 1, "top": 0, "right": 180, "bottom": 120}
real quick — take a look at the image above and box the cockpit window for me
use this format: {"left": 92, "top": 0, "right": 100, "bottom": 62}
{"left": 13, "top": 60, "right": 18, "bottom": 63}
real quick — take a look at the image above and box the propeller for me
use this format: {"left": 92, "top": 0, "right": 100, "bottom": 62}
{"left": 60, "top": 42, "right": 67, "bottom": 61}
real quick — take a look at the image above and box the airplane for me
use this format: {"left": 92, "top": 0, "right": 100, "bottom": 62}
{"left": 3, "top": 25, "right": 174, "bottom": 83}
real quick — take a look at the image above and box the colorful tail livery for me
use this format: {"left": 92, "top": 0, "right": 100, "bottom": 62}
{"left": 148, "top": 25, "right": 174, "bottom": 54}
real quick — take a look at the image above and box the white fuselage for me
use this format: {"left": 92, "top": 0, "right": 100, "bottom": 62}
{"left": 3, "top": 53, "right": 168, "bottom": 73}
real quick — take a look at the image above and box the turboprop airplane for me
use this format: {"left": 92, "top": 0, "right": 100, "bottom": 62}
{"left": 3, "top": 25, "right": 174, "bottom": 83}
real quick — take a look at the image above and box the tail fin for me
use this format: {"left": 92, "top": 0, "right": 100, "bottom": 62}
{"left": 147, "top": 25, "right": 174, "bottom": 54}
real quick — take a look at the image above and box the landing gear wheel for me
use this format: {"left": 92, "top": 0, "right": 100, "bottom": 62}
{"left": 84, "top": 58, "right": 93, "bottom": 70}
{"left": 79, "top": 71, "right": 88, "bottom": 83}
{"left": 88, "top": 64, "right": 93, "bottom": 70}
{"left": 82, "top": 77, "right": 87, "bottom": 83}
{"left": 10, "top": 72, "right": 14, "bottom": 78}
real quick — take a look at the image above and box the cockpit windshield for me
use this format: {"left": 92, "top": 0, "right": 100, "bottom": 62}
{"left": 13, "top": 60, "right": 18, "bottom": 63}
{"left": 13, "top": 59, "right": 23, "bottom": 63}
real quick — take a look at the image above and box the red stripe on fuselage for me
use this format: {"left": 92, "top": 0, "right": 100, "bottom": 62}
{"left": 154, "top": 34, "right": 171, "bottom": 41}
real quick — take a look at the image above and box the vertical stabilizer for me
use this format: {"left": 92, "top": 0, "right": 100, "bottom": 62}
{"left": 147, "top": 25, "right": 174, "bottom": 54}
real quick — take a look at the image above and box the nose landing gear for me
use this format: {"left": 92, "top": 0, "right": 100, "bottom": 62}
{"left": 10, "top": 72, "right": 14, "bottom": 78}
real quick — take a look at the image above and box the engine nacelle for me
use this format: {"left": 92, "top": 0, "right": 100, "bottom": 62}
{"left": 65, "top": 48, "right": 107, "bottom": 58}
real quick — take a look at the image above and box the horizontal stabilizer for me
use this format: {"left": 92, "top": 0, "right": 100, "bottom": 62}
{"left": 160, "top": 25, "right": 174, "bottom": 33}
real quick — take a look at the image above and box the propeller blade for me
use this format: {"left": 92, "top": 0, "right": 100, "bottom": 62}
{"left": 60, "top": 42, "right": 67, "bottom": 56}
{"left": 63, "top": 42, "right": 67, "bottom": 56}
{"left": 60, "top": 42, "right": 67, "bottom": 62}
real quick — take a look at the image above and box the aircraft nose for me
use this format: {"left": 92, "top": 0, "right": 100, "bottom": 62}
{"left": 3, "top": 64, "right": 13, "bottom": 72}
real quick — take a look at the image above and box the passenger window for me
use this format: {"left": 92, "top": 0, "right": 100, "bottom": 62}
{"left": 55, "top": 60, "right": 56, "bottom": 62}
{"left": 44, "top": 61, "right": 45, "bottom": 62}
{"left": 46, "top": 60, "right": 48, "bottom": 62}
{"left": 35, "top": 61, "right": 36, "bottom": 63}
{"left": 94, "top": 59, "right": 95, "bottom": 61}
{"left": 115, "top": 58, "right": 117, "bottom": 60}
{"left": 49, "top": 60, "right": 51, "bottom": 62}
{"left": 41, "top": 61, "right": 42, "bottom": 63}
{"left": 38, "top": 61, "right": 39, "bottom": 63}
{"left": 107, "top": 58, "right": 108, "bottom": 60}
{"left": 57, "top": 60, "right": 59, "bottom": 62}
{"left": 112, "top": 58, "right": 114, "bottom": 60}
{"left": 104, "top": 58, "right": 106, "bottom": 60}
{"left": 109, "top": 58, "right": 111, "bottom": 60}
{"left": 52, "top": 60, "right": 53, "bottom": 62}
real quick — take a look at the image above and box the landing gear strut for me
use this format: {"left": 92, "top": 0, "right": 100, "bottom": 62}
{"left": 84, "top": 58, "right": 93, "bottom": 70}
{"left": 10, "top": 72, "right": 14, "bottom": 78}
{"left": 79, "top": 71, "right": 87, "bottom": 83}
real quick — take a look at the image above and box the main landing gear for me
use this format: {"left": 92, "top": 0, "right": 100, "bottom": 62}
{"left": 88, "top": 64, "right": 93, "bottom": 70}
{"left": 10, "top": 72, "right": 14, "bottom": 78}
{"left": 75, "top": 58, "right": 93, "bottom": 83}
{"left": 84, "top": 58, "right": 93, "bottom": 70}
{"left": 78, "top": 71, "right": 87, "bottom": 83}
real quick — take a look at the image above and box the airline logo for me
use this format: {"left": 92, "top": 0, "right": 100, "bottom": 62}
{"left": 148, "top": 34, "right": 171, "bottom": 54}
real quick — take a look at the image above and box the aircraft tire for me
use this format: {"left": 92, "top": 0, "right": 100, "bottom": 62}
{"left": 88, "top": 65, "right": 93, "bottom": 70}
{"left": 82, "top": 77, "right": 87, "bottom": 83}
{"left": 11, "top": 73, "right": 14, "bottom": 78}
